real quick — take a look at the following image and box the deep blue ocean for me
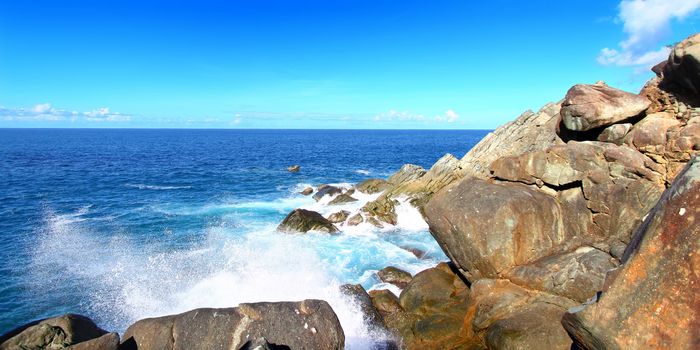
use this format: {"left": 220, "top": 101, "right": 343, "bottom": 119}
{"left": 0, "top": 128, "right": 488, "bottom": 347}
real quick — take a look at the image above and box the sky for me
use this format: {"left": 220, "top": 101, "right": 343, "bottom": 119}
{"left": 0, "top": 0, "right": 699, "bottom": 129}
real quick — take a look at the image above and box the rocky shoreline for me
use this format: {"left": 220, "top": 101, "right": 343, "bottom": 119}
{"left": 2, "top": 34, "right": 699, "bottom": 349}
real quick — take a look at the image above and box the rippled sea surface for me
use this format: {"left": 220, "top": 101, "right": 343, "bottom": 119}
{"left": 0, "top": 128, "right": 488, "bottom": 347}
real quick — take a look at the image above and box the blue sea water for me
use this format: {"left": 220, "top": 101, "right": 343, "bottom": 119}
{"left": 0, "top": 128, "right": 488, "bottom": 346}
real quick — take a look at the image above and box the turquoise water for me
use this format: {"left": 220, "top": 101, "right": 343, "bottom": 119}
{"left": 0, "top": 129, "right": 488, "bottom": 347}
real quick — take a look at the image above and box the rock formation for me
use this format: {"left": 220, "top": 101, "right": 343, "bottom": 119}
{"left": 0, "top": 314, "right": 113, "bottom": 350}
{"left": 277, "top": 209, "right": 339, "bottom": 234}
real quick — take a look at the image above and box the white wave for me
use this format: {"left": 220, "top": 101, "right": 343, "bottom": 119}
{"left": 393, "top": 197, "right": 430, "bottom": 231}
{"left": 355, "top": 169, "right": 371, "bottom": 175}
{"left": 125, "top": 183, "right": 192, "bottom": 190}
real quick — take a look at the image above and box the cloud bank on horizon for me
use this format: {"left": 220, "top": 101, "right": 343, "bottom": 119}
{"left": 598, "top": 0, "right": 700, "bottom": 67}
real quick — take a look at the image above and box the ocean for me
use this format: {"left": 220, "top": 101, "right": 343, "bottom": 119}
{"left": 0, "top": 128, "right": 488, "bottom": 347}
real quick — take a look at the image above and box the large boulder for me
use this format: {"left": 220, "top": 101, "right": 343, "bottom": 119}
{"left": 0, "top": 314, "right": 109, "bottom": 350}
{"left": 67, "top": 333, "right": 119, "bottom": 350}
{"left": 121, "top": 300, "right": 345, "bottom": 350}
{"left": 277, "top": 209, "right": 339, "bottom": 234}
{"left": 327, "top": 210, "right": 350, "bottom": 223}
{"left": 562, "top": 157, "right": 700, "bottom": 350}
{"left": 312, "top": 185, "right": 342, "bottom": 201}
{"left": 560, "top": 82, "right": 650, "bottom": 131}
{"left": 662, "top": 32, "right": 700, "bottom": 94}
{"left": 328, "top": 193, "right": 358, "bottom": 205}
{"left": 377, "top": 266, "right": 413, "bottom": 289}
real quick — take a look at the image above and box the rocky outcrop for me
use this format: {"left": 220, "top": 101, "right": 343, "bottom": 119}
{"left": 339, "top": 284, "right": 386, "bottom": 331}
{"left": 562, "top": 157, "right": 700, "bottom": 350}
{"left": 560, "top": 82, "right": 650, "bottom": 131}
{"left": 0, "top": 314, "right": 110, "bottom": 350}
{"left": 327, "top": 210, "right": 350, "bottom": 223}
{"left": 328, "top": 193, "right": 358, "bottom": 205}
{"left": 355, "top": 178, "right": 390, "bottom": 194}
{"left": 67, "top": 333, "right": 119, "bottom": 350}
{"left": 300, "top": 187, "right": 313, "bottom": 196}
{"left": 287, "top": 165, "right": 300, "bottom": 173}
{"left": 277, "top": 209, "right": 338, "bottom": 233}
{"left": 662, "top": 33, "right": 700, "bottom": 95}
{"left": 376, "top": 266, "right": 413, "bottom": 289}
{"left": 122, "top": 300, "right": 345, "bottom": 350}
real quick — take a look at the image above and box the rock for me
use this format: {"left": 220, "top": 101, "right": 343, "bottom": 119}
{"left": 369, "top": 289, "right": 402, "bottom": 319}
{"left": 468, "top": 279, "right": 577, "bottom": 350}
{"left": 387, "top": 164, "right": 426, "bottom": 186}
{"left": 300, "top": 187, "right": 313, "bottom": 196}
{"left": 624, "top": 112, "right": 680, "bottom": 150}
{"left": 327, "top": 210, "right": 350, "bottom": 223}
{"left": 121, "top": 300, "right": 344, "bottom": 350}
{"left": 67, "top": 332, "right": 119, "bottom": 350}
{"left": 328, "top": 193, "right": 358, "bottom": 205}
{"left": 560, "top": 82, "right": 650, "bottom": 131}
{"left": 662, "top": 32, "right": 700, "bottom": 94}
{"left": 383, "top": 263, "right": 477, "bottom": 350}
{"left": 340, "top": 284, "right": 385, "bottom": 330}
{"left": 400, "top": 246, "right": 427, "bottom": 259}
{"left": 277, "top": 209, "right": 339, "bottom": 234}
{"left": 313, "top": 185, "right": 342, "bottom": 201}
{"left": 502, "top": 247, "right": 619, "bottom": 303}
{"left": 426, "top": 178, "right": 570, "bottom": 282}
{"left": 356, "top": 178, "right": 390, "bottom": 194}
{"left": 461, "top": 102, "right": 563, "bottom": 178}
{"left": 597, "top": 123, "right": 632, "bottom": 145}
{"left": 362, "top": 196, "right": 398, "bottom": 225}
{"left": 347, "top": 213, "right": 363, "bottom": 226}
{"left": 377, "top": 266, "right": 413, "bottom": 289}
{"left": 0, "top": 314, "right": 109, "bottom": 350}
{"left": 287, "top": 165, "right": 300, "bottom": 172}
{"left": 238, "top": 337, "right": 273, "bottom": 350}
{"left": 562, "top": 157, "right": 700, "bottom": 350}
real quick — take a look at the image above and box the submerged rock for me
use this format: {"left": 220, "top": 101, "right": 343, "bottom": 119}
{"left": 313, "top": 185, "right": 342, "bottom": 201}
{"left": 121, "top": 299, "right": 345, "bottom": 350}
{"left": 0, "top": 314, "right": 109, "bottom": 350}
{"left": 277, "top": 209, "right": 338, "bottom": 234}
{"left": 560, "top": 82, "right": 650, "bottom": 131}
{"left": 287, "top": 165, "right": 300, "bottom": 172}
{"left": 562, "top": 157, "right": 700, "bottom": 350}
{"left": 377, "top": 266, "right": 413, "bottom": 289}
{"left": 300, "top": 187, "right": 313, "bottom": 196}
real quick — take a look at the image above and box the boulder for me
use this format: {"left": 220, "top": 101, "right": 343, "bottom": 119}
{"left": 560, "top": 82, "right": 650, "bottom": 131}
{"left": 387, "top": 164, "right": 426, "bottom": 186}
{"left": 461, "top": 102, "right": 563, "bottom": 178}
{"left": 562, "top": 157, "right": 700, "bottom": 350}
{"left": 328, "top": 193, "right": 358, "bottom": 205}
{"left": 369, "top": 289, "right": 402, "bottom": 319}
{"left": 502, "top": 247, "right": 619, "bottom": 303}
{"left": 662, "top": 32, "right": 700, "bottom": 94}
{"left": 327, "top": 210, "right": 350, "bottom": 223}
{"left": 287, "top": 165, "right": 300, "bottom": 173}
{"left": 277, "top": 209, "right": 338, "bottom": 234}
{"left": 624, "top": 112, "right": 680, "bottom": 150}
{"left": 122, "top": 300, "right": 344, "bottom": 350}
{"left": 376, "top": 266, "right": 413, "bottom": 289}
{"left": 340, "top": 284, "right": 385, "bottom": 330}
{"left": 0, "top": 314, "right": 109, "bottom": 350}
{"left": 67, "top": 333, "right": 119, "bottom": 350}
{"left": 355, "top": 178, "right": 390, "bottom": 194}
{"left": 313, "top": 185, "right": 342, "bottom": 201}
{"left": 300, "top": 187, "right": 313, "bottom": 196}
{"left": 597, "top": 123, "right": 632, "bottom": 145}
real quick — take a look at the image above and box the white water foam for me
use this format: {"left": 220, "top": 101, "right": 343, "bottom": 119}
{"left": 355, "top": 170, "right": 371, "bottom": 175}
{"left": 125, "top": 183, "right": 192, "bottom": 190}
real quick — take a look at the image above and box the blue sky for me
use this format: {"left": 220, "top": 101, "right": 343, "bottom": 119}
{"left": 1, "top": 0, "right": 699, "bottom": 129}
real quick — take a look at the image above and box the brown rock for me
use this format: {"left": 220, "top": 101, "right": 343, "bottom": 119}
{"left": 122, "top": 300, "right": 345, "bottom": 350}
{"left": 67, "top": 332, "right": 119, "bottom": 350}
{"left": 340, "top": 284, "right": 385, "bottom": 330}
{"left": 387, "top": 164, "right": 426, "bottom": 185}
{"left": 327, "top": 210, "right": 350, "bottom": 223}
{"left": 277, "top": 209, "right": 339, "bottom": 234}
{"left": 560, "top": 82, "right": 650, "bottom": 131}
{"left": 287, "top": 165, "right": 300, "bottom": 172}
{"left": 347, "top": 213, "right": 363, "bottom": 226}
{"left": 377, "top": 266, "right": 413, "bottom": 289}
{"left": 300, "top": 187, "right": 313, "bottom": 196}
{"left": 328, "top": 193, "right": 358, "bottom": 205}
{"left": 0, "top": 314, "right": 109, "bottom": 350}
{"left": 369, "top": 289, "right": 402, "bottom": 319}
{"left": 624, "top": 112, "right": 680, "bottom": 150}
{"left": 313, "top": 185, "right": 342, "bottom": 201}
{"left": 597, "top": 123, "right": 632, "bottom": 145}
{"left": 355, "top": 178, "right": 390, "bottom": 194}
{"left": 562, "top": 157, "right": 700, "bottom": 350}
{"left": 662, "top": 32, "right": 700, "bottom": 94}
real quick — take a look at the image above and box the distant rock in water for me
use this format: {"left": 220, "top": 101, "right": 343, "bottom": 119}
{"left": 0, "top": 314, "right": 111, "bottom": 350}
{"left": 328, "top": 193, "right": 358, "bottom": 205}
{"left": 313, "top": 185, "right": 342, "bottom": 202}
{"left": 300, "top": 187, "right": 313, "bottom": 196}
{"left": 277, "top": 209, "right": 339, "bottom": 234}
{"left": 287, "top": 165, "right": 300, "bottom": 172}
{"left": 121, "top": 299, "right": 345, "bottom": 350}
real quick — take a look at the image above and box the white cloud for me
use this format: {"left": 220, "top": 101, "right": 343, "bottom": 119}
{"left": 599, "top": 0, "right": 700, "bottom": 66}
{"left": 444, "top": 109, "right": 459, "bottom": 123}
{"left": 0, "top": 104, "right": 132, "bottom": 123}
{"left": 374, "top": 109, "right": 459, "bottom": 124}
